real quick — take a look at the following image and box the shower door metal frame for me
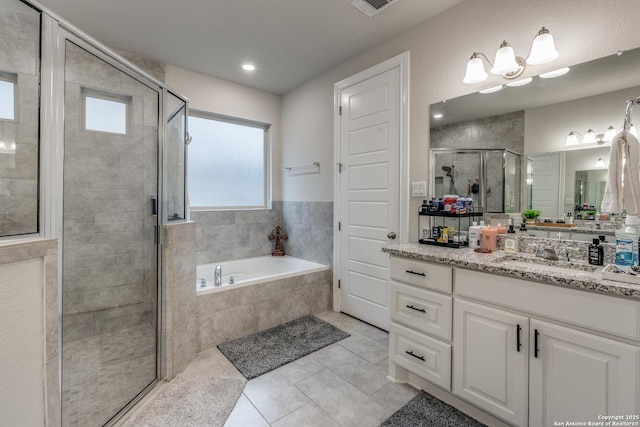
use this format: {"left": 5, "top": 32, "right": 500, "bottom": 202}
{"left": 429, "top": 148, "right": 522, "bottom": 213}
{"left": 37, "top": 5, "right": 188, "bottom": 425}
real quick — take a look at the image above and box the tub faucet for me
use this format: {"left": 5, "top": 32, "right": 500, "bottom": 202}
{"left": 214, "top": 265, "right": 222, "bottom": 287}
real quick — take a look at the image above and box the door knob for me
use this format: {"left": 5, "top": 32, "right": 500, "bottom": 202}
{"left": 387, "top": 232, "right": 397, "bottom": 239}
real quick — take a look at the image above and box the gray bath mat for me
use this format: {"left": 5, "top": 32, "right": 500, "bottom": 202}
{"left": 217, "top": 315, "right": 350, "bottom": 380}
{"left": 124, "top": 376, "right": 244, "bottom": 427}
{"left": 380, "top": 391, "right": 486, "bottom": 427}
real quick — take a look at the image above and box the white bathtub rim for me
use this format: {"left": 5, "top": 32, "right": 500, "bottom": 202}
{"left": 196, "top": 255, "right": 329, "bottom": 296}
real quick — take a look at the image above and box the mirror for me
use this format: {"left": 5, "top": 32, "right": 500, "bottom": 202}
{"left": 430, "top": 47, "right": 640, "bottom": 218}
{"left": 574, "top": 169, "right": 607, "bottom": 219}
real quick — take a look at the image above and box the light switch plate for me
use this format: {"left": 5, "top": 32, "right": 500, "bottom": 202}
{"left": 412, "top": 181, "right": 427, "bottom": 197}
{"left": 565, "top": 197, "right": 574, "bottom": 204}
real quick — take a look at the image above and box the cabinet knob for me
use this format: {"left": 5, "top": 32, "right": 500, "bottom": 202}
{"left": 387, "top": 231, "right": 397, "bottom": 239}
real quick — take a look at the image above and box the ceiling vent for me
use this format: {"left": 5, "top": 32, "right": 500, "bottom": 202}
{"left": 350, "top": 0, "right": 398, "bottom": 17}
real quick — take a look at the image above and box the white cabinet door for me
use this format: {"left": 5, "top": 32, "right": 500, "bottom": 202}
{"left": 529, "top": 319, "right": 640, "bottom": 426}
{"left": 453, "top": 299, "right": 529, "bottom": 426}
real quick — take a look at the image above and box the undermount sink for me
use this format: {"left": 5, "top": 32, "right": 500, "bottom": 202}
{"left": 496, "top": 255, "right": 600, "bottom": 277}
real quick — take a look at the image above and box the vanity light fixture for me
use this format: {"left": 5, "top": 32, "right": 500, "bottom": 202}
{"left": 583, "top": 129, "right": 596, "bottom": 144}
{"left": 463, "top": 27, "right": 559, "bottom": 84}
{"left": 566, "top": 126, "right": 617, "bottom": 146}
{"left": 565, "top": 131, "right": 580, "bottom": 146}
{"left": 433, "top": 113, "right": 443, "bottom": 119}
{"left": 603, "top": 126, "right": 617, "bottom": 141}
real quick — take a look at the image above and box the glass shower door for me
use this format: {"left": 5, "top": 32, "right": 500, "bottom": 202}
{"left": 61, "top": 40, "right": 159, "bottom": 427}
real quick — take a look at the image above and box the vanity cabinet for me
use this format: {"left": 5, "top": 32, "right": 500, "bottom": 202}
{"left": 453, "top": 300, "right": 529, "bottom": 426}
{"left": 455, "top": 269, "right": 640, "bottom": 426}
{"left": 529, "top": 319, "right": 640, "bottom": 426}
{"left": 388, "top": 256, "right": 453, "bottom": 391}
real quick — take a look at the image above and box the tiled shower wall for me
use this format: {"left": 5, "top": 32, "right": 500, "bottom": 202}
{"left": 0, "top": 4, "right": 39, "bottom": 236}
{"left": 191, "top": 201, "right": 333, "bottom": 267}
{"left": 430, "top": 111, "right": 525, "bottom": 151}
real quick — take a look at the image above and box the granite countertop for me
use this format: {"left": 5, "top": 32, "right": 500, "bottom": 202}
{"left": 383, "top": 243, "right": 640, "bottom": 300}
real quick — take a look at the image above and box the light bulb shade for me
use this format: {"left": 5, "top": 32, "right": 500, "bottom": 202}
{"left": 565, "top": 132, "right": 579, "bottom": 146}
{"left": 631, "top": 124, "right": 638, "bottom": 137}
{"left": 604, "top": 126, "right": 616, "bottom": 141}
{"left": 527, "top": 28, "right": 559, "bottom": 65}
{"left": 463, "top": 55, "right": 488, "bottom": 84}
{"left": 491, "top": 42, "right": 520, "bottom": 75}
{"left": 595, "top": 158, "right": 605, "bottom": 168}
{"left": 583, "top": 129, "right": 596, "bottom": 144}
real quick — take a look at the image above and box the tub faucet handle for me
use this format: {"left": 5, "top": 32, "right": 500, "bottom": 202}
{"left": 214, "top": 265, "right": 222, "bottom": 287}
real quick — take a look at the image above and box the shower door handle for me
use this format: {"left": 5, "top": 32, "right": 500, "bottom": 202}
{"left": 150, "top": 196, "right": 157, "bottom": 217}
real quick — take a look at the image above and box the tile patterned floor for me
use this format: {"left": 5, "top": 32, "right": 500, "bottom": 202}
{"left": 62, "top": 324, "right": 157, "bottom": 427}
{"left": 223, "top": 311, "right": 419, "bottom": 427}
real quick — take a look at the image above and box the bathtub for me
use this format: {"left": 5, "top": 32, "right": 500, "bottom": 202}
{"left": 196, "top": 255, "right": 329, "bottom": 294}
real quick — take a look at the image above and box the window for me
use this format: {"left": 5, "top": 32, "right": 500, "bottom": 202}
{"left": 82, "top": 88, "right": 131, "bottom": 135}
{"left": 188, "top": 111, "right": 270, "bottom": 209}
{"left": 0, "top": 72, "right": 17, "bottom": 121}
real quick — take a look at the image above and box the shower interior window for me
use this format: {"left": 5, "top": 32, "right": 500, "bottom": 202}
{"left": 82, "top": 88, "right": 131, "bottom": 135}
{"left": 0, "top": 72, "right": 17, "bottom": 121}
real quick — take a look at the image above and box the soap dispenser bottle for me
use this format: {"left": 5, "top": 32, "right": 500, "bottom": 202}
{"left": 589, "top": 238, "right": 604, "bottom": 266}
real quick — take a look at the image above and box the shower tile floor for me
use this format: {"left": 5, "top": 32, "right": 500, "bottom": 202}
{"left": 222, "top": 311, "right": 419, "bottom": 427}
{"left": 62, "top": 324, "right": 157, "bottom": 427}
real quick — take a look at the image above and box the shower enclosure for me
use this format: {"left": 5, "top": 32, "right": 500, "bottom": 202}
{"left": 430, "top": 148, "right": 522, "bottom": 213}
{"left": 0, "top": 0, "right": 188, "bottom": 425}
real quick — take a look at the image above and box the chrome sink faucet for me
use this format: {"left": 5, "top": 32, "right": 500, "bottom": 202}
{"left": 214, "top": 265, "right": 222, "bottom": 287}
{"left": 536, "top": 244, "right": 559, "bottom": 260}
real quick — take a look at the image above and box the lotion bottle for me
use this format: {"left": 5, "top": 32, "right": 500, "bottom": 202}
{"left": 468, "top": 221, "right": 481, "bottom": 249}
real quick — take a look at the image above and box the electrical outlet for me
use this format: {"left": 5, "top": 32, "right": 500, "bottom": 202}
{"left": 412, "top": 181, "right": 427, "bottom": 197}
{"left": 565, "top": 197, "right": 574, "bottom": 205}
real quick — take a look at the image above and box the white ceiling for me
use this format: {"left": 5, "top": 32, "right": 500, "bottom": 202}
{"left": 35, "top": 0, "right": 462, "bottom": 94}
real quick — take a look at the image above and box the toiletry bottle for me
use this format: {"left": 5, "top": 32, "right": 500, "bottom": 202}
{"left": 615, "top": 215, "right": 639, "bottom": 271}
{"left": 504, "top": 225, "right": 517, "bottom": 252}
{"left": 588, "top": 238, "right": 604, "bottom": 266}
{"left": 468, "top": 221, "right": 481, "bottom": 249}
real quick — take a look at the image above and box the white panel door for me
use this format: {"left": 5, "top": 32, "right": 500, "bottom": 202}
{"left": 338, "top": 66, "right": 400, "bottom": 330}
{"left": 530, "top": 153, "right": 562, "bottom": 217}
{"left": 529, "top": 319, "right": 640, "bottom": 426}
{"left": 453, "top": 299, "right": 529, "bottom": 427}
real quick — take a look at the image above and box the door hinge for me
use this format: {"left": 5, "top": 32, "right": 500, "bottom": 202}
{"left": 338, "top": 279, "right": 341, "bottom": 288}
{"left": 336, "top": 162, "right": 343, "bottom": 173}
{"left": 338, "top": 221, "right": 341, "bottom": 231}
{"left": 339, "top": 105, "right": 342, "bottom": 115}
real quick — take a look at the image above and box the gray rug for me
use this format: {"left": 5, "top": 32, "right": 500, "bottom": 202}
{"left": 217, "top": 315, "right": 350, "bottom": 380}
{"left": 380, "top": 391, "right": 487, "bottom": 427}
{"left": 125, "top": 376, "right": 245, "bottom": 427}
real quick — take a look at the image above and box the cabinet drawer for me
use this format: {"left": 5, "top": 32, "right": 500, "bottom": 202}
{"left": 390, "top": 256, "right": 452, "bottom": 294}
{"left": 391, "top": 282, "right": 452, "bottom": 340}
{"left": 389, "top": 322, "right": 451, "bottom": 391}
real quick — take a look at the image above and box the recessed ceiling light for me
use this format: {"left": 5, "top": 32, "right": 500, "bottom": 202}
{"left": 506, "top": 77, "right": 533, "bottom": 87}
{"left": 433, "top": 113, "right": 443, "bottom": 119}
{"left": 478, "top": 85, "right": 503, "bottom": 94}
{"left": 539, "top": 67, "right": 570, "bottom": 79}
{"left": 242, "top": 63, "right": 255, "bottom": 71}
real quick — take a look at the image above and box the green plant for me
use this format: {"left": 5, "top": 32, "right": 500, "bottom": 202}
{"left": 522, "top": 209, "right": 542, "bottom": 219}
